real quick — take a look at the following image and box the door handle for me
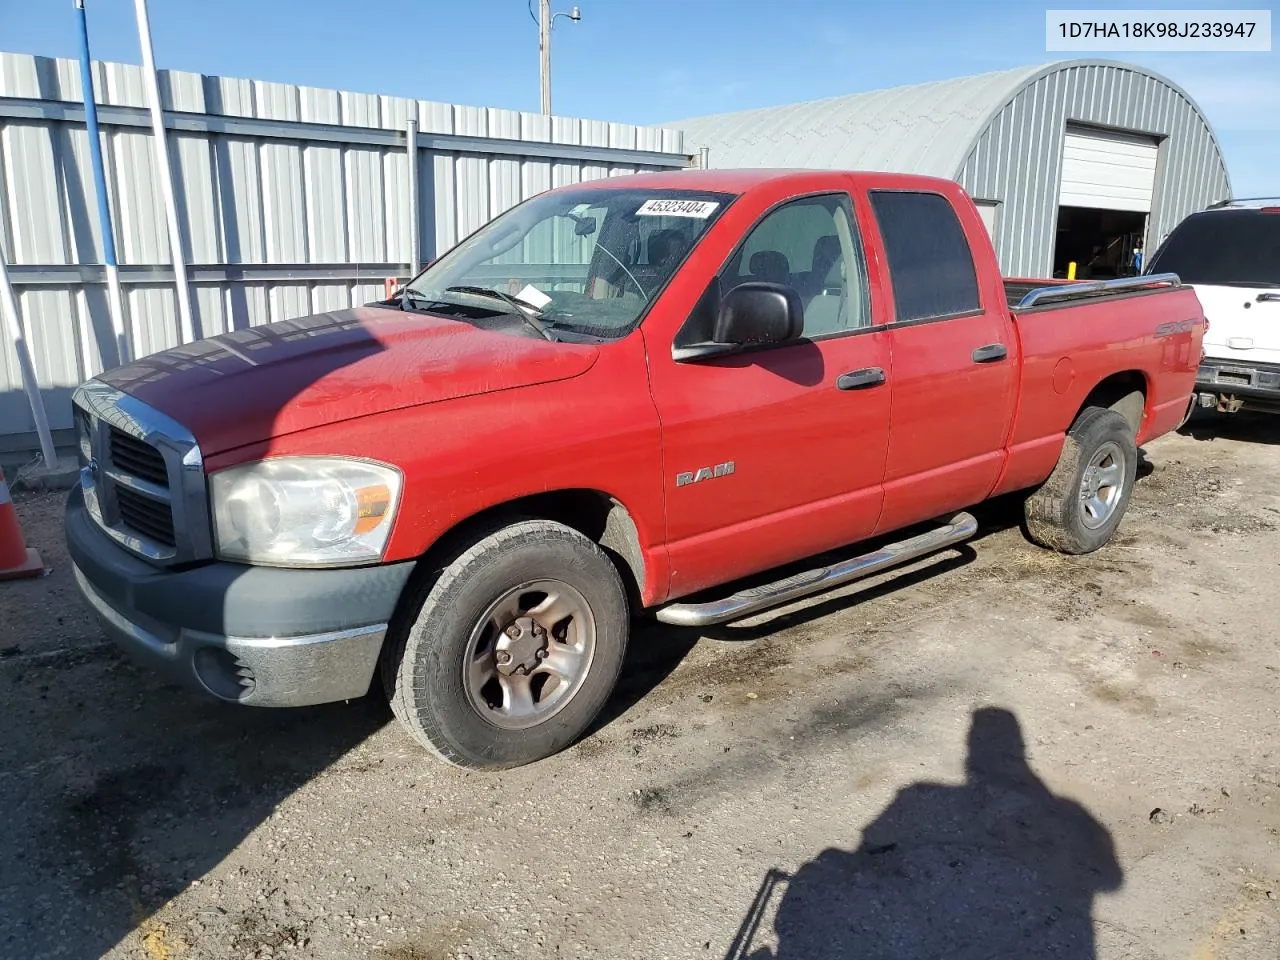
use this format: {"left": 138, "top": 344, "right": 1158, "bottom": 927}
{"left": 836, "top": 367, "right": 887, "bottom": 390}
{"left": 971, "top": 343, "right": 1008, "bottom": 363}
{"left": 1258, "top": 293, "right": 1280, "bottom": 303}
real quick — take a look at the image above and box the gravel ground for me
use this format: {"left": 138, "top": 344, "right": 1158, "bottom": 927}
{"left": 2, "top": 412, "right": 1278, "bottom": 960}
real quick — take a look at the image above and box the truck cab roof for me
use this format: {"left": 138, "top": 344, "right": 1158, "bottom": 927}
{"left": 560, "top": 167, "right": 969, "bottom": 198}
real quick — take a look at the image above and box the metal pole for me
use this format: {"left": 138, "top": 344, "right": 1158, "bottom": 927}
{"left": 699, "top": 146, "right": 710, "bottom": 169}
{"left": 0, "top": 247, "right": 58, "bottom": 467}
{"left": 405, "top": 118, "right": 420, "bottom": 276}
{"left": 539, "top": 0, "right": 551, "bottom": 115}
{"left": 133, "top": 0, "right": 197, "bottom": 345}
{"left": 74, "top": 0, "right": 129, "bottom": 368}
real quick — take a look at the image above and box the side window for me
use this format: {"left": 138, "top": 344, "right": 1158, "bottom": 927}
{"left": 869, "top": 191, "right": 980, "bottom": 323}
{"left": 724, "top": 194, "right": 870, "bottom": 336}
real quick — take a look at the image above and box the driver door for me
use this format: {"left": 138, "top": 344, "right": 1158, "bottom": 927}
{"left": 647, "top": 190, "right": 892, "bottom": 599}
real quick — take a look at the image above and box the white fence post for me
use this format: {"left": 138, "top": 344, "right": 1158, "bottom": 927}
{"left": 406, "top": 118, "right": 420, "bottom": 277}
{"left": 134, "top": 0, "right": 197, "bottom": 345}
{"left": 0, "top": 246, "right": 58, "bottom": 466}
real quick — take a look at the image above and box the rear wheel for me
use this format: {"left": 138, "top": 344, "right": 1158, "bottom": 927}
{"left": 1024, "top": 407, "right": 1137, "bottom": 554}
{"left": 383, "top": 520, "right": 628, "bottom": 769}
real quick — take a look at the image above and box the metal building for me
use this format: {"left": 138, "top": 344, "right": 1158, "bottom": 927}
{"left": 675, "top": 59, "right": 1230, "bottom": 279}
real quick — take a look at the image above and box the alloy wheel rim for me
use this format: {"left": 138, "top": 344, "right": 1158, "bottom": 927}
{"left": 462, "top": 579, "right": 596, "bottom": 730}
{"left": 1078, "top": 440, "right": 1125, "bottom": 530}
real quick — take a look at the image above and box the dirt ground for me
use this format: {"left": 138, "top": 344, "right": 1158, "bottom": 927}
{"left": 2, "top": 412, "right": 1278, "bottom": 960}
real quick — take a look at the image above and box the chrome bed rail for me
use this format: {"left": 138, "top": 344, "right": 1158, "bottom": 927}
{"left": 1016, "top": 272, "right": 1181, "bottom": 309}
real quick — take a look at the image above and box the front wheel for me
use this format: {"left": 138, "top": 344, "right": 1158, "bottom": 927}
{"left": 383, "top": 520, "right": 629, "bottom": 769}
{"left": 1024, "top": 407, "right": 1138, "bottom": 554}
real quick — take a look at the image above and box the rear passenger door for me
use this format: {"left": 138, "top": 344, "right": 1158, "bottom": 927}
{"left": 866, "top": 190, "right": 1019, "bottom": 534}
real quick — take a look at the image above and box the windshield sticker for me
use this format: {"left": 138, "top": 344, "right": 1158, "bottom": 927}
{"left": 515, "top": 284, "right": 552, "bottom": 310}
{"left": 635, "top": 198, "right": 720, "bottom": 219}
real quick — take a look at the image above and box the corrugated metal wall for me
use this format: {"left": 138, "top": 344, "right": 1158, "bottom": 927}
{"left": 958, "top": 61, "right": 1231, "bottom": 277}
{"left": 0, "top": 52, "right": 688, "bottom": 448}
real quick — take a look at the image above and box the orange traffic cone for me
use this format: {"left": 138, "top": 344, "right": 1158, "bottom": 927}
{"left": 0, "top": 465, "right": 44, "bottom": 581}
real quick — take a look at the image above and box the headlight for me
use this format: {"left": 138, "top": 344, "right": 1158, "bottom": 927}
{"left": 210, "top": 457, "right": 402, "bottom": 567}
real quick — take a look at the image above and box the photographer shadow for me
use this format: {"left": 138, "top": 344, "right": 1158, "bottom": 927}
{"left": 731, "top": 708, "right": 1122, "bottom": 959}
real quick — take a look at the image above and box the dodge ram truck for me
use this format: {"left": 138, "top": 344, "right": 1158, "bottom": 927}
{"left": 66, "top": 169, "right": 1205, "bottom": 769}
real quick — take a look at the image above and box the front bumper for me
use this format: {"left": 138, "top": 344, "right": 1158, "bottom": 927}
{"left": 66, "top": 487, "right": 415, "bottom": 707}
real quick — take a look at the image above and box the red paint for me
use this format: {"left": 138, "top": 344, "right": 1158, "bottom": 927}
{"left": 1051, "top": 358, "right": 1075, "bottom": 395}
{"left": 100, "top": 306, "right": 599, "bottom": 456}
{"left": 106, "top": 170, "right": 1204, "bottom": 607}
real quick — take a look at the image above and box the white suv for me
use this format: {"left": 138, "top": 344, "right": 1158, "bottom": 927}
{"left": 1147, "top": 199, "right": 1280, "bottom": 414}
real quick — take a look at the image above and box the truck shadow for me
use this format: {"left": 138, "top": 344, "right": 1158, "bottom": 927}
{"left": 659, "top": 495, "right": 1036, "bottom": 648}
{"left": 0, "top": 496, "right": 392, "bottom": 959}
{"left": 724, "top": 707, "right": 1123, "bottom": 960}
{"left": 591, "top": 523, "right": 988, "bottom": 729}
{"left": 0, "top": 654, "right": 390, "bottom": 959}
{"left": 1180, "top": 410, "right": 1280, "bottom": 445}
{"left": 691, "top": 546, "right": 978, "bottom": 644}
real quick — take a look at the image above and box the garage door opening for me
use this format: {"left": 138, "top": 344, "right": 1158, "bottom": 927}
{"left": 1052, "top": 206, "right": 1148, "bottom": 279}
{"left": 1052, "top": 126, "right": 1160, "bottom": 279}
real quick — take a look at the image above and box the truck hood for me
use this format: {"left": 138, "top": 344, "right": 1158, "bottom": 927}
{"left": 98, "top": 306, "right": 599, "bottom": 455}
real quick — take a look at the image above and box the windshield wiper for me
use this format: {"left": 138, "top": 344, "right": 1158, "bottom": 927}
{"left": 444, "top": 286, "right": 556, "bottom": 341}
{"left": 399, "top": 289, "right": 438, "bottom": 312}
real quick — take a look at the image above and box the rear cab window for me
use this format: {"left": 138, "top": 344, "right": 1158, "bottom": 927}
{"left": 1147, "top": 209, "right": 1280, "bottom": 287}
{"left": 869, "top": 191, "right": 981, "bottom": 322}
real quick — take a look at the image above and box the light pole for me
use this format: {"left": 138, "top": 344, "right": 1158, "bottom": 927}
{"left": 74, "top": 0, "right": 130, "bottom": 367}
{"left": 538, "top": 0, "right": 581, "bottom": 116}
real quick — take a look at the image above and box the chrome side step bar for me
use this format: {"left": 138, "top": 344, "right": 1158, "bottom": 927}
{"left": 654, "top": 512, "right": 978, "bottom": 627}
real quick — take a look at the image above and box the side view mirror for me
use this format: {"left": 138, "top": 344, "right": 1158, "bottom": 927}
{"left": 673, "top": 282, "right": 803, "bottom": 361}
{"left": 716, "top": 282, "right": 803, "bottom": 345}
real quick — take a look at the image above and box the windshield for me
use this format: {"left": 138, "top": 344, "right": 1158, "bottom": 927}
{"left": 403, "top": 187, "right": 734, "bottom": 339}
{"left": 1147, "top": 209, "right": 1280, "bottom": 287}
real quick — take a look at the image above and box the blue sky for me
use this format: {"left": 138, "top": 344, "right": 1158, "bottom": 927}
{"left": 1, "top": 0, "right": 1275, "bottom": 193}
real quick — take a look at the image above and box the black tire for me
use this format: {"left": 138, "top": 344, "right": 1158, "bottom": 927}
{"left": 382, "top": 519, "right": 628, "bottom": 769}
{"left": 1024, "top": 407, "right": 1137, "bottom": 555}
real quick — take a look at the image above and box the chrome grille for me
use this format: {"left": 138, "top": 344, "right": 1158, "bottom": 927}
{"left": 115, "top": 486, "right": 177, "bottom": 546}
{"left": 72, "top": 381, "right": 212, "bottom": 567}
{"left": 108, "top": 428, "right": 169, "bottom": 487}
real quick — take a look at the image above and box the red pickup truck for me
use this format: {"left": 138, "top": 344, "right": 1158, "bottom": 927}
{"left": 66, "top": 169, "right": 1204, "bottom": 769}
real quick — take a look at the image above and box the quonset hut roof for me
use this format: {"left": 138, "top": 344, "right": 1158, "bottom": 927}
{"left": 672, "top": 59, "right": 1230, "bottom": 281}
{"left": 672, "top": 60, "right": 1222, "bottom": 180}
{"left": 674, "top": 65, "right": 1044, "bottom": 176}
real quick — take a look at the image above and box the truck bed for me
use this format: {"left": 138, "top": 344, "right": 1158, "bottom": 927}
{"left": 1002, "top": 277, "right": 1204, "bottom": 465}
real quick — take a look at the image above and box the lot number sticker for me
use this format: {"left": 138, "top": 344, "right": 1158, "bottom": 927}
{"left": 636, "top": 198, "right": 720, "bottom": 218}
